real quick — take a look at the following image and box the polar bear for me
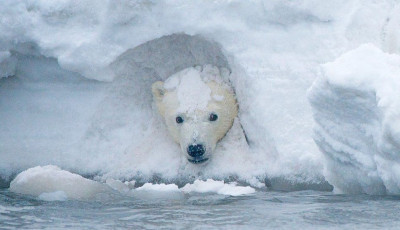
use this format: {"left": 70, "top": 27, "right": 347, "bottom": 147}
{"left": 152, "top": 65, "right": 238, "bottom": 164}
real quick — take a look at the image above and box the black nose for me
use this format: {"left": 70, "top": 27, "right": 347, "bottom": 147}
{"left": 187, "top": 144, "right": 205, "bottom": 157}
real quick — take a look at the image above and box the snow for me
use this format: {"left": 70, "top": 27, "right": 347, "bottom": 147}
{"left": 171, "top": 67, "right": 212, "bottom": 114}
{"left": 133, "top": 179, "right": 255, "bottom": 196}
{"left": 106, "top": 178, "right": 135, "bottom": 193}
{"left": 164, "top": 65, "right": 232, "bottom": 114}
{"left": 0, "top": 0, "right": 400, "bottom": 193}
{"left": 181, "top": 179, "right": 255, "bottom": 196}
{"left": 382, "top": 4, "right": 400, "bottom": 54}
{"left": 308, "top": 44, "right": 400, "bottom": 194}
{"left": 9, "top": 165, "right": 110, "bottom": 200}
{"left": 136, "top": 183, "right": 180, "bottom": 192}
{"left": 9, "top": 166, "right": 254, "bottom": 200}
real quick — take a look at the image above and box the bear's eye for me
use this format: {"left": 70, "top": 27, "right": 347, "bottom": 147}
{"left": 209, "top": 113, "right": 218, "bottom": 121}
{"left": 176, "top": 116, "right": 184, "bottom": 124}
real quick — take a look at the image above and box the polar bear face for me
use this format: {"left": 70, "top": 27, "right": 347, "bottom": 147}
{"left": 152, "top": 66, "right": 238, "bottom": 164}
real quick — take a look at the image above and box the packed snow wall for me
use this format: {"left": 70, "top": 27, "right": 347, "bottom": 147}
{"left": 2, "top": 32, "right": 319, "bottom": 189}
{"left": 1, "top": 0, "right": 399, "bottom": 192}
{"left": 307, "top": 4, "right": 400, "bottom": 195}
{"left": 309, "top": 44, "right": 400, "bottom": 195}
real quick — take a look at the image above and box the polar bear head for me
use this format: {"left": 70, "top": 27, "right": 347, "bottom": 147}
{"left": 152, "top": 65, "right": 238, "bottom": 164}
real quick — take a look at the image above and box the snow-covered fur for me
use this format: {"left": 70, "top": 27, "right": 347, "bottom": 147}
{"left": 152, "top": 65, "right": 238, "bottom": 163}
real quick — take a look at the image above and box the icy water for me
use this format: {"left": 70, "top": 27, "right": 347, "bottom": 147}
{"left": 1, "top": 189, "right": 400, "bottom": 229}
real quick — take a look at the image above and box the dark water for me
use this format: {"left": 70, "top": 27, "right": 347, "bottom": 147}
{"left": 1, "top": 189, "right": 400, "bottom": 229}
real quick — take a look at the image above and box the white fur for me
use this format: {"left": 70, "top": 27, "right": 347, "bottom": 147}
{"left": 152, "top": 65, "right": 238, "bottom": 163}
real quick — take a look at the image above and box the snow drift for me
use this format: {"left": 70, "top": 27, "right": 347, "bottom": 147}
{"left": 309, "top": 44, "right": 400, "bottom": 195}
{"left": 1, "top": 0, "right": 400, "bottom": 193}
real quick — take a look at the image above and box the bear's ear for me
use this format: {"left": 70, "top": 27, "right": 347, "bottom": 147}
{"left": 152, "top": 81, "right": 165, "bottom": 102}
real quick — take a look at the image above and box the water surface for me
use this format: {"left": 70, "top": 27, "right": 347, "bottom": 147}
{"left": 1, "top": 189, "right": 400, "bottom": 229}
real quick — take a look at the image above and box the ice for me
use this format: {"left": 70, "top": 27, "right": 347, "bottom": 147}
{"left": 308, "top": 44, "right": 400, "bottom": 194}
{"left": 38, "top": 191, "right": 68, "bottom": 201}
{"left": 1, "top": 0, "right": 400, "bottom": 193}
{"left": 181, "top": 179, "right": 255, "bottom": 196}
{"left": 136, "top": 183, "right": 180, "bottom": 192}
{"left": 106, "top": 178, "right": 134, "bottom": 193}
{"left": 115, "top": 179, "right": 256, "bottom": 196}
{"left": 9, "top": 166, "right": 255, "bottom": 199}
{"left": 9, "top": 165, "right": 110, "bottom": 200}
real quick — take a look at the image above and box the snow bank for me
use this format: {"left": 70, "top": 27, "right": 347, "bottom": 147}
{"left": 1, "top": 0, "right": 399, "bottom": 191}
{"left": 9, "top": 165, "right": 110, "bottom": 200}
{"left": 308, "top": 44, "right": 400, "bottom": 194}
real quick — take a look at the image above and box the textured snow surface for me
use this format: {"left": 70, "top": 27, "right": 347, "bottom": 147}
{"left": 1, "top": 0, "right": 400, "bottom": 193}
{"left": 309, "top": 44, "right": 400, "bottom": 194}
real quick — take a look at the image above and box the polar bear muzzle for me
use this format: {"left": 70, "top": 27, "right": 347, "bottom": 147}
{"left": 187, "top": 144, "right": 205, "bottom": 157}
{"left": 186, "top": 144, "right": 208, "bottom": 164}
